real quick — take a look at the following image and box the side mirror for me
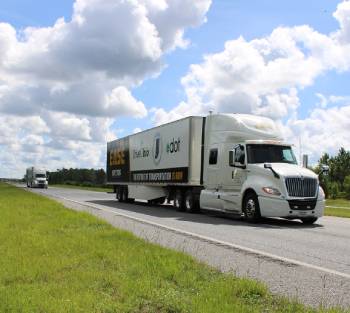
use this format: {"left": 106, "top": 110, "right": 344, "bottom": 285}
{"left": 264, "top": 163, "right": 272, "bottom": 169}
{"left": 229, "top": 150, "right": 235, "bottom": 167}
{"left": 264, "top": 163, "right": 280, "bottom": 179}
{"left": 321, "top": 165, "right": 329, "bottom": 176}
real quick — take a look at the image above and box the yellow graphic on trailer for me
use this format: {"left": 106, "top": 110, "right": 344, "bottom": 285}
{"left": 109, "top": 149, "right": 125, "bottom": 166}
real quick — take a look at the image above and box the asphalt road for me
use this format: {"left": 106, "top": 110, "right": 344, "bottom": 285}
{"left": 24, "top": 185, "right": 350, "bottom": 309}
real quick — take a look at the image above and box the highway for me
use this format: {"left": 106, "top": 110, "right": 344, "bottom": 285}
{"left": 25, "top": 185, "right": 350, "bottom": 309}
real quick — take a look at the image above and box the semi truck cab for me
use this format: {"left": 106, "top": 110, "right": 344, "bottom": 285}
{"left": 26, "top": 167, "right": 48, "bottom": 189}
{"left": 200, "top": 114, "right": 325, "bottom": 224}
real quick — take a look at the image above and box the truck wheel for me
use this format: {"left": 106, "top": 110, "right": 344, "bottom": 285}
{"left": 300, "top": 217, "right": 318, "bottom": 225}
{"left": 184, "top": 190, "right": 200, "bottom": 213}
{"left": 174, "top": 189, "right": 185, "bottom": 212}
{"left": 243, "top": 192, "right": 261, "bottom": 223}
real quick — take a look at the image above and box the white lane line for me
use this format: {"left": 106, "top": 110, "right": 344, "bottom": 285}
{"left": 38, "top": 190, "right": 350, "bottom": 280}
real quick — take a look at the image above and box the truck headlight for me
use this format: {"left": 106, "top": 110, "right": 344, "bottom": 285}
{"left": 318, "top": 186, "right": 325, "bottom": 199}
{"left": 262, "top": 187, "right": 281, "bottom": 196}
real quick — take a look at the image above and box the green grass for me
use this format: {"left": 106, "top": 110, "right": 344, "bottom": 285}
{"left": 325, "top": 198, "right": 350, "bottom": 218}
{"left": 326, "top": 199, "right": 350, "bottom": 208}
{"left": 0, "top": 183, "right": 344, "bottom": 313}
{"left": 51, "top": 183, "right": 112, "bottom": 193}
{"left": 325, "top": 207, "right": 350, "bottom": 218}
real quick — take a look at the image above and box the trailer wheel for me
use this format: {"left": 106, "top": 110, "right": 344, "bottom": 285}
{"left": 243, "top": 192, "right": 261, "bottom": 223}
{"left": 174, "top": 189, "right": 185, "bottom": 211}
{"left": 123, "top": 187, "right": 128, "bottom": 202}
{"left": 116, "top": 187, "right": 123, "bottom": 202}
{"left": 184, "top": 190, "right": 200, "bottom": 213}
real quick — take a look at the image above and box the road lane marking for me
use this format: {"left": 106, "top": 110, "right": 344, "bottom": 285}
{"left": 35, "top": 189, "right": 350, "bottom": 280}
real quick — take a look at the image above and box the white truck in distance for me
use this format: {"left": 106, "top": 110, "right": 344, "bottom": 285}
{"left": 26, "top": 167, "right": 48, "bottom": 189}
{"left": 107, "top": 114, "right": 325, "bottom": 224}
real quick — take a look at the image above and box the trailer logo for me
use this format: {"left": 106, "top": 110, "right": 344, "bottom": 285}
{"left": 152, "top": 133, "right": 162, "bottom": 165}
{"left": 166, "top": 138, "right": 180, "bottom": 154}
{"left": 133, "top": 148, "right": 150, "bottom": 159}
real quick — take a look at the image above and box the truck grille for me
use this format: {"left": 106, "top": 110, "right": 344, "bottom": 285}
{"left": 285, "top": 177, "right": 317, "bottom": 198}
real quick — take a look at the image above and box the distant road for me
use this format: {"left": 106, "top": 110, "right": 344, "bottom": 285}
{"left": 22, "top": 185, "right": 350, "bottom": 309}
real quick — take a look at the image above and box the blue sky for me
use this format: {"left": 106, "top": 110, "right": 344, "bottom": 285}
{"left": 0, "top": 0, "right": 350, "bottom": 176}
{"left": 1, "top": 0, "right": 345, "bottom": 132}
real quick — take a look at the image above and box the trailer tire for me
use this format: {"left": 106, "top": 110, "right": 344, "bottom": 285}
{"left": 243, "top": 192, "right": 261, "bottom": 223}
{"left": 116, "top": 187, "right": 123, "bottom": 202}
{"left": 121, "top": 187, "right": 128, "bottom": 202}
{"left": 184, "top": 190, "right": 200, "bottom": 213}
{"left": 174, "top": 189, "right": 185, "bottom": 212}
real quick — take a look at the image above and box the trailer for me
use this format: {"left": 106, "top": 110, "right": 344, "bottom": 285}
{"left": 107, "top": 114, "right": 325, "bottom": 224}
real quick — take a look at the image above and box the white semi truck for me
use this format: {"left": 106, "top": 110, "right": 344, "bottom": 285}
{"left": 26, "top": 167, "right": 48, "bottom": 188}
{"left": 107, "top": 114, "right": 325, "bottom": 224}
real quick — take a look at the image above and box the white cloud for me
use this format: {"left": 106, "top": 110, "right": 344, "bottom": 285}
{"left": 155, "top": 22, "right": 350, "bottom": 124}
{"left": 153, "top": 1, "right": 350, "bottom": 162}
{"left": 333, "top": 0, "right": 350, "bottom": 43}
{"left": 286, "top": 105, "right": 350, "bottom": 163}
{"left": 0, "top": 0, "right": 211, "bottom": 177}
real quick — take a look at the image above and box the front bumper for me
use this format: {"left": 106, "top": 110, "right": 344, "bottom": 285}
{"left": 34, "top": 182, "right": 48, "bottom": 188}
{"left": 259, "top": 195, "right": 324, "bottom": 218}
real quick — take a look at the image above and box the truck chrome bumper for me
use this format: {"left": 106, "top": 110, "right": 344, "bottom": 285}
{"left": 259, "top": 196, "right": 324, "bottom": 218}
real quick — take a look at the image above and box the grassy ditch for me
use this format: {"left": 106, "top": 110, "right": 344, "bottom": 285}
{"left": 0, "top": 183, "right": 344, "bottom": 312}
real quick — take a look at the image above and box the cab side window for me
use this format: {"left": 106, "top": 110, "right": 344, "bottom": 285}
{"left": 234, "top": 145, "right": 245, "bottom": 164}
{"left": 209, "top": 148, "right": 218, "bottom": 165}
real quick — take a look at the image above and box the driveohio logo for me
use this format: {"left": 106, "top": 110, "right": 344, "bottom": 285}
{"left": 152, "top": 133, "right": 162, "bottom": 165}
{"left": 166, "top": 138, "right": 180, "bottom": 153}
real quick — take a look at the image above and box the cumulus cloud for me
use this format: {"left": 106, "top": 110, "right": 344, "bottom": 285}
{"left": 286, "top": 105, "right": 350, "bottom": 161}
{"left": 154, "top": 20, "right": 350, "bottom": 124}
{"left": 0, "top": 0, "right": 211, "bottom": 177}
{"left": 153, "top": 1, "right": 350, "bottom": 163}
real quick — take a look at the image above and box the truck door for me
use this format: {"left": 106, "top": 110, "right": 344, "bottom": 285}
{"left": 231, "top": 144, "right": 247, "bottom": 194}
{"left": 217, "top": 144, "right": 246, "bottom": 212}
{"left": 200, "top": 145, "right": 224, "bottom": 210}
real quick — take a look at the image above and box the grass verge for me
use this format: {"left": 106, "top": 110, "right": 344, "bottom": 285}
{"left": 50, "top": 183, "right": 112, "bottom": 193}
{"left": 326, "top": 199, "right": 350, "bottom": 208}
{"left": 325, "top": 207, "right": 350, "bottom": 218}
{"left": 0, "top": 183, "right": 343, "bottom": 312}
{"left": 325, "top": 199, "right": 350, "bottom": 218}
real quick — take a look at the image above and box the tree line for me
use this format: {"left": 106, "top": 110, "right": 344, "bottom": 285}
{"left": 315, "top": 147, "right": 350, "bottom": 199}
{"left": 48, "top": 168, "right": 107, "bottom": 187}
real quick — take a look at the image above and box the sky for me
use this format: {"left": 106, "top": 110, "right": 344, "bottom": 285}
{"left": 0, "top": 0, "right": 349, "bottom": 178}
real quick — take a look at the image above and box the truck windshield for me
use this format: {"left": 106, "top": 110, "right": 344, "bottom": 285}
{"left": 36, "top": 174, "right": 46, "bottom": 178}
{"left": 247, "top": 144, "right": 297, "bottom": 164}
